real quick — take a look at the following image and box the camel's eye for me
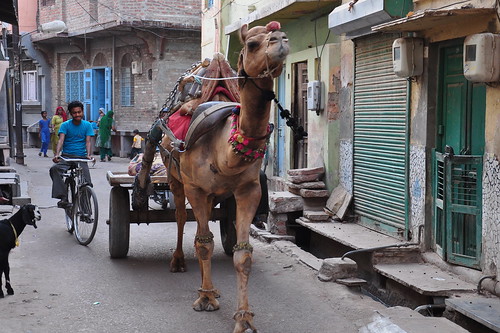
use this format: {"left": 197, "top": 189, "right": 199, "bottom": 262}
{"left": 246, "top": 40, "right": 260, "bottom": 50}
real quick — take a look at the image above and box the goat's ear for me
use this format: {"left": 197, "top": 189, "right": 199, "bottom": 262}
{"left": 239, "top": 24, "right": 248, "bottom": 44}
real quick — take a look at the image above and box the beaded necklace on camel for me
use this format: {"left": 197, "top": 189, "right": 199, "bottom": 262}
{"left": 228, "top": 105, "right": 273, "bottom": 162}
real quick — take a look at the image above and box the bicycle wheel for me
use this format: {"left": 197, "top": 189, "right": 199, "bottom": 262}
{"left": 64, "top": 177, "right": 76, "bottom": 233}
{"left": 74, "top": 186, "right": 99, "bottom": 245}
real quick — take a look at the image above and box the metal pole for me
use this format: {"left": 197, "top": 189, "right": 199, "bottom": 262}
{"left": 12, "top": 0, "right": 25, "bottom": 165}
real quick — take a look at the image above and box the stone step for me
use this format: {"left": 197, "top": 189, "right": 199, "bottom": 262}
{"left": 269, "top": 191, "right": 303, "bottom": 213}
{"left": 287, "top": 166, "right": 325, "bottom": 176}
{"left": 303, "top": 210, "right": 330, "bottom": 222}
{"left": 336, "top": 277, "right": 368, "bottom": 287}
{"left": 360, "top": 306, "right": 469, "bottom": 333}
{"left": 286, "top": 180, "right": 326, "bottom": 190}
{"left": 374, "top": 263, "right": 476, "bottom": 297}
{"left": 445, "top": 296, "right": 500, "bottom": 332}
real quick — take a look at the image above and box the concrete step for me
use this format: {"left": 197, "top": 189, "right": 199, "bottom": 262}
{"left": 360, "top": 306, "right": 470, "bottom": 333}
{"left": 446, "top": 296, "right": 500, "bottom": 332}
{"left": 374, "top": 263, "right": 476, "bottom": 297}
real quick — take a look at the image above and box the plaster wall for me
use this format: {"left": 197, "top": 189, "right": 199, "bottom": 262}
{"left": 338, "top": 36, "right": 354, "bottom": 193}
{"left": 18, "top": 0, "right": 37, "bottom": 33}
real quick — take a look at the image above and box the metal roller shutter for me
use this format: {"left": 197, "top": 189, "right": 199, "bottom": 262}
{"left": 353, "top": 34, "right": 408, "bottom": 236}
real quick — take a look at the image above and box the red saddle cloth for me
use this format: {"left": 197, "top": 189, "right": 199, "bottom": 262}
{"left": 167, "top": 111, "right": 192, "bottom": 141}
{"left": 167, "top": 86, "right": 237, "bottom": 141}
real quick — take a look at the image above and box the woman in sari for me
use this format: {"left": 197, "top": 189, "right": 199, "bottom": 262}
{"left": 51, "top": 106, "right": 67, "bottom": 156}
{"left": 97, "top": 110, "right": 116, "bottom": 162}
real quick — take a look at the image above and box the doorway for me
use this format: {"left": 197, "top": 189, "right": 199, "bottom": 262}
{"left": 84, "top": 67, "right": 112, "bottom": 121}
{"left": 433, "top": 41, "right": 485, "bottom": 269}
{"left": 291, "top": 62, "right": 308, "bottom": 169}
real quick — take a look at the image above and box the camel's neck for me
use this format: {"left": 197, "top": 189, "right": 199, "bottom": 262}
{"left": 237, "top": 77, "right": 274, "bottom": 139}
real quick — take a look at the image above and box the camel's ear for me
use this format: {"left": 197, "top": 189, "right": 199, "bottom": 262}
{"left": 237, "top": 51, "right": 244, "bottom": 72}
{"left": 239, "top": 24, "right": 248, "bottom": 44}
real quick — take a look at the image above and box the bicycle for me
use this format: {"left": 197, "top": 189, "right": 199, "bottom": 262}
{"left": 60, "top": 156, "right": 99, "bottom": 245}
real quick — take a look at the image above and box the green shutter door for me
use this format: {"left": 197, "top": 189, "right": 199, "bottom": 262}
{"left": 353, "top": 34, "right": 408, "bottom": 237}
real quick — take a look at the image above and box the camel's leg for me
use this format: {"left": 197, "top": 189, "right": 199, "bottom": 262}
{"left": 169, "top": 176, "right": 188, "bottom": 273}
{"left": 187, "top": 189, "right": 219, "bottom": 312}
{"left": 232, "top": 182, "right": 261, "bottom": 333}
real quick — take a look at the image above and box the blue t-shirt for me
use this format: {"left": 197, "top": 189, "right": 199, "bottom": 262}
{"left": 58, "top": 120, "right": 94, "bottom": 157}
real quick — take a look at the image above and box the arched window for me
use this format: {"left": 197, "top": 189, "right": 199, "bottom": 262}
{"left": 65, "top": 57, "right": 85, "bottom": 103}
{"left": 120, "top": 53, "right": 134, "bottom": 106}
{"left": 93, "top": 53, "right": 107, "bottom": 67}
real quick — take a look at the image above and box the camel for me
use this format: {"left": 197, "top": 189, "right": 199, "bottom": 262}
{"left": 134, "top": 21, "right": 289, "bottom": 333}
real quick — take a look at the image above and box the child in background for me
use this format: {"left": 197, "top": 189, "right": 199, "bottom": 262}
{"left": 130, "top": 129, "right": 144, "bottom": 159}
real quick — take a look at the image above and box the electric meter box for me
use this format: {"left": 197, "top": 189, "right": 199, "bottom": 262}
{"left": 392, "top": 37, "right": 424, "bottom": 78}
{"left": 307, "top": 80, "right": 322, "bottom": 111}
{"left": 464, "top": 33, "right": 500, "bottom": 82}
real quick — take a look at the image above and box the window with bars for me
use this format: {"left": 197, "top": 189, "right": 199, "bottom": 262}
{"left": 120, "top": 69, "right": 134, "bottom": 107}
{"left": 22, "top": 70, "right": 38, "bottom": 102}
{"left": 65, "top": 71, "right": 84, "bottom": 103}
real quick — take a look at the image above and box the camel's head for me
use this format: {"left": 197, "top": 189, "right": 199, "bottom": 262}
{"left": 238, "top": 21, "right": 289, "bottom": 79}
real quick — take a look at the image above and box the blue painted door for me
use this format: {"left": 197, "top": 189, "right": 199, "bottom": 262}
{"left": 83, "top": 69, "right": 93, "bottom": 121}
{"left": 105, "top": 67, "right": 112, "bottom": 112}
{"left": 92, "top": 69, "right": 104, "bottom": 120}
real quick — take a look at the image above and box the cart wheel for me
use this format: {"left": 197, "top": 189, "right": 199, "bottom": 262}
{"left": 220, "top": 196, "right": 237, "bottom": 256}
{"left": 109, "top": 186, "right": 130, "bottom": 258}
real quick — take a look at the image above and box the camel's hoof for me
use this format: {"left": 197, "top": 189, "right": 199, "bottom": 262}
{"left": 170, "top": 258, "right": 186, "bottom": 273}
{"left": 233, "top": 311, "right": 256, "bottom": 333}
{"left": 6, "top": 288, "right": 14, "bottom": 295}
{"left": 192, "top": 296, "right": 219, "bottom": 312}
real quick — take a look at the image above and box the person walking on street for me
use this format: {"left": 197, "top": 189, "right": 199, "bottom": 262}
{"left": 97, "top": 110, "right": 116, "bottom": 162}
{"left": 130, "top": 129, "right": 143, "bottom": 159}
{"left": 38, "top": 111, "right": 51, "bottom": 157}
{"left": 49, "top": 101, "right": 94, "bottom": 208}
{"left": 51, "top": 106, "right": 67, "bottom": 156}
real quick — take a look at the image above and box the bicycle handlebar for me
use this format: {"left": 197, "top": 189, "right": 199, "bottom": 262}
{"left": 59, "top": 156, "right": 96, "bottom": 166}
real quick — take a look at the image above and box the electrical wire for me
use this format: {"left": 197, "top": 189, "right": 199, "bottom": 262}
{"left": 313, "top": 0, "right": 331, "bottom": 114}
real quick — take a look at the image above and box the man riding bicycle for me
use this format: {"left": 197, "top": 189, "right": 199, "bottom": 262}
{"left": 49, "top": 100, "right": 95, "bottom": 208}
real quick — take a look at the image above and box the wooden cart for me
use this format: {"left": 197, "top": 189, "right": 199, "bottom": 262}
{"left": 106, "top": 171, "right": 237, "bottom": 258}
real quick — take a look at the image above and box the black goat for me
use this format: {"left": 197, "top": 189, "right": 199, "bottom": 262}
{"left": 0, "top": 204, "right": 41, "bottom": 298}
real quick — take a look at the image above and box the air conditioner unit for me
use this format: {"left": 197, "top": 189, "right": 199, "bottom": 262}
{"left": 131, "top": 61, "right": 143, "bottom": 75}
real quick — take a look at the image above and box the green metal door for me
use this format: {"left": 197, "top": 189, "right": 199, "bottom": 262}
{"left": 433, "top": 42, "right": 485, "bottom": 269}
{"left": 353, "top": 34, "right": 409, "bottom": 237}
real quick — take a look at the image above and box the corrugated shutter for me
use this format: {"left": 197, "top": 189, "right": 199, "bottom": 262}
{"left": 353, "top": 34, "right": 408, "bottom": 235}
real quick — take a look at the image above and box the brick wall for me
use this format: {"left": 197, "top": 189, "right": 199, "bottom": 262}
{"left": 48, "top": 30, "right": 200, "bottom": 132}
{"left": 38, "top": 0, "right": 201, "bottom": 31}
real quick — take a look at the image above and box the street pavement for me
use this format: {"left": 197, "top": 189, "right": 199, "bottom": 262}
{"left": 1, "top": 148, "right": 390, "bottom": 333}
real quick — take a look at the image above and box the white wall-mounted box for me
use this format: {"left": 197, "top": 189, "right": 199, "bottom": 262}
{"left": 392, "top": 37, "right": 423, "bottom": 78}
{"left": 131, "top": 61, "right": 143, "bottom": 75}
{"left": 464, "top": 33, "right": 500, "bottom": 82}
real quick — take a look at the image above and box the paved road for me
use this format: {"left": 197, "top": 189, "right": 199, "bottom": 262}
{"left": 1, "top": 148, "right": 385, "bottom": 333}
